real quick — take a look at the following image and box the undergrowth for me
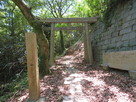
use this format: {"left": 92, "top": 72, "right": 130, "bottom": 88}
{"left": 0, "top": 72, "right": 28, "bottom": 102}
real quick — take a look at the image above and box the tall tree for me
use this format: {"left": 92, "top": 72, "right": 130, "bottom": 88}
{"left": 11, "top": 0, "right": 51, "bottom": 76}
{"left": 45, "top": 0, "right": 73, "bottom": 53}
{"left": 45, "top": 0, "right": 73, "bottom": 18}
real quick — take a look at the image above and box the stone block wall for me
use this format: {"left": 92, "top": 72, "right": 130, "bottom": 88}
{"left": 91, "top": 0, "right": 136, "bottom": 64}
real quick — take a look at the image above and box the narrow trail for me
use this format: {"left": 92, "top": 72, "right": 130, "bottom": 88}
{"left": 8, "top": 43, "right": 136, "bottom": 102}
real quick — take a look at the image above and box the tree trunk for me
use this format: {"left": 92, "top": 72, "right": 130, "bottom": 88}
{"left": 12, "top": 0, "right": 51, "bottom": 76}
{"left": 37, "top": 32, "right": 51, "bottom": 77}
{"left": 59, "top": 30, "right": 65, "bottom": 53}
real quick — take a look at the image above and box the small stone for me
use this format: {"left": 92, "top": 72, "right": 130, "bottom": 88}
{"left": 102, "top": 64, "right": 110, "bottom": 71}
{"left": 129, "top": 70, "right": 136, "bottom": 80}
{"left": 63, "top": 96, "right": 74, "bottom": 102}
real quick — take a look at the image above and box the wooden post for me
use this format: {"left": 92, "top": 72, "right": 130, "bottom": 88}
{"left": 50, "top": 23, "right": 55, "bottom": 65}
{"left": 25, "top": 32, "right": 40, "bottom": 101}
{"left": 85, "top": 23, "right": 93, "bottom": 64}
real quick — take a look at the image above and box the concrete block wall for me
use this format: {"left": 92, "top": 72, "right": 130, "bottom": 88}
{"left": 91, "top": 0, "right": 136, "bottom": 64}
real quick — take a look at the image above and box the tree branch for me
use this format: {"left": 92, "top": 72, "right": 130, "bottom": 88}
{"left": 62, "top": 3, "right": 72, "bottom": 16}
{"left": 12, "top": 0, "right": 34, "bottom": 24}
{"left": 46, "top": 0, "right": 59, "bottom": 18}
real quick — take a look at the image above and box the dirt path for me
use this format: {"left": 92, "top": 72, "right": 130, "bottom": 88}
{"left": 8, "top": 43, "right": 136, "bottom": 102}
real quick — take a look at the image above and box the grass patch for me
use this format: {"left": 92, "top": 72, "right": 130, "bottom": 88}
{"left": 0, "top": 72, "right": 28, "bottom": 102}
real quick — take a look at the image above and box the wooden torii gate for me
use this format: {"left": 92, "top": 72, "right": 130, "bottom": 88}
{"left": 42, "top": 17, "right": 98, "bottom": 65}
{"left": 25, "top": 17, "right": 98, "bottom": 101}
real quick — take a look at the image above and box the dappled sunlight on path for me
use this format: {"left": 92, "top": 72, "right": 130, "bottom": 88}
{"left": 8, "top": 42, "right": 136, "bottom": 102}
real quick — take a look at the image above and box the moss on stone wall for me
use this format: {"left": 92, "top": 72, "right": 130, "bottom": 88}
{"left": 103, "top": 0, "right": 130, "bottom": 28}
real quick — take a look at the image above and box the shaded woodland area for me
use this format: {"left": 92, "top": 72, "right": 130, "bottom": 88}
{"left": 0, "top": 0, "right": 136, "bottom": 102}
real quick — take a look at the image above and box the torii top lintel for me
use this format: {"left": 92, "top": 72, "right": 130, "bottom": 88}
{"left": 40, "top": 17, "right": 98, "bottom": 23}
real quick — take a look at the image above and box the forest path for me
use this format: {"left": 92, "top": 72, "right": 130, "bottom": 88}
{"left": 53, "top": 50, "right": 90, "bottom": 102}
{"left": 40, "top": 42, "right": 136, "bottom": 102}
{"left": 8, "top": 42, "right": 136, "bottom": 102}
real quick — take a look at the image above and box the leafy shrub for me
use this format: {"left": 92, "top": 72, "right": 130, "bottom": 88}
{"left": 0, "top": 34, "right": 27, "bottom": 82}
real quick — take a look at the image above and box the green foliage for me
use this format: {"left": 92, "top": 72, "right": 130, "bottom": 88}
{"left": 71, "top": 0, "right": 108, "bottom": 17}
{"left": 54, "top": 23, "right": 82, "bottom": 55}
{"left": 0, "top": 34, "right": 26, "bottom": 81}
{"left": 0, "top": 0, "right": 33, "bottom": 86}
{"left": 44, "top": 0, "right": 74, "bottom": 18}
{"left": 0, "top": 73, "right": 28, "bottom": 102}
{"left": 0, "top": 0, "right": 29, "bottom": 83}
{"left": 76, "top": 0, "right": 130, "bottom": 28}
{"left": 85, "top": 0, "right": 108, "bottom": 17}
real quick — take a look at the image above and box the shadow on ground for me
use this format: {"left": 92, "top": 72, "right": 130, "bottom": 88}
{"left": 8, "top": 43, "right": 136, "bottom": 102}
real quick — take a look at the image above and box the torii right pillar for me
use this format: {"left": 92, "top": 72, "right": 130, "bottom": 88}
{"left": 84, "top": 23, "right": 93, "bottom": 64}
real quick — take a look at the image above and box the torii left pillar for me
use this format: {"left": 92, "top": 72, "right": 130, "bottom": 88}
{"left": 50, "top": 23, "right": 55, "bottom": 65}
